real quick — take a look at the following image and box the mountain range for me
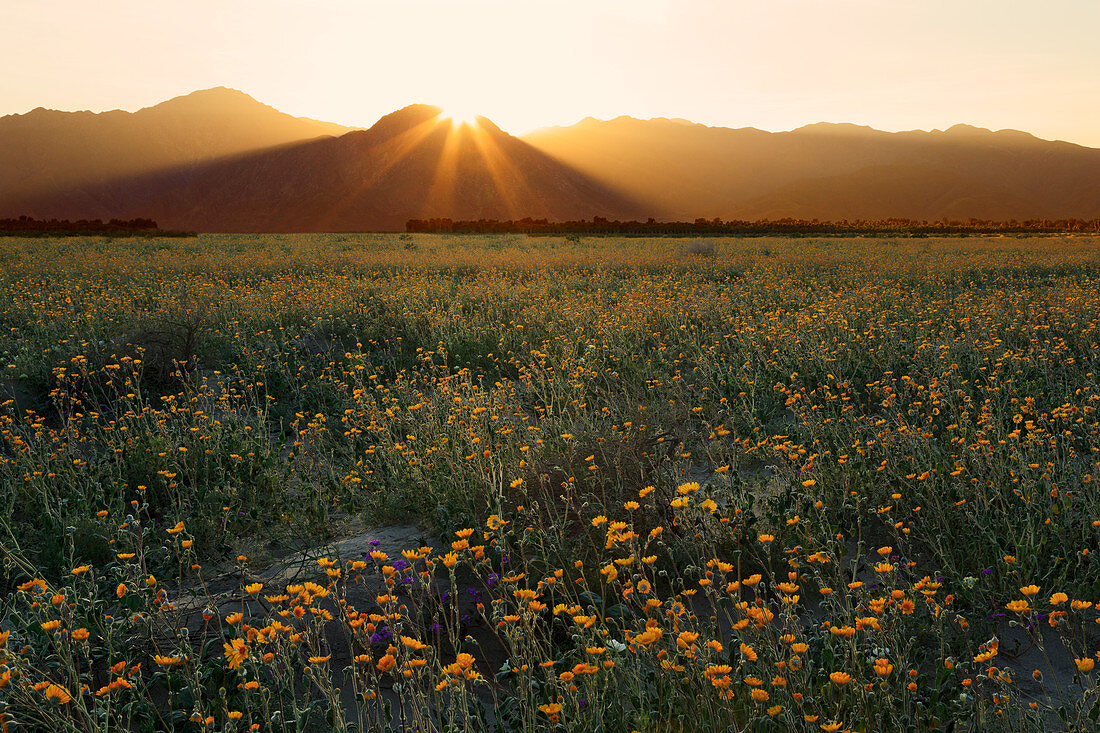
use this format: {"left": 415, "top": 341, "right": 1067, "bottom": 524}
{"left": 1, "top": 87, "right": 1098, "bottom": 231}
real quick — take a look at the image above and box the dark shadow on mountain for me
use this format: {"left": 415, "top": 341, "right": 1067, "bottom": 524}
{"left": 7, "top": 106, "right": 650, "bottom": 232}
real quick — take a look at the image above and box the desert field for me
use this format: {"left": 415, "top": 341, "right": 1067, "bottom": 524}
{"left": 1, "top": 233, "right": 1098, "bottom": 731}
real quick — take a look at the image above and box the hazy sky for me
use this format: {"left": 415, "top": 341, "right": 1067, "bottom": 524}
{"left": 3, "top": 0, "right": 1099, "bottom": 145}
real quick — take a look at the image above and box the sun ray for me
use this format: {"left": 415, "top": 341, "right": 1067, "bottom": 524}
{"left": 418, "top": 117, "right": 466, "bottom": 217}
{"left": 313, "top": 114, "right": 445, "bottom": 228}
{"left": 465, "top": 123, "right": 544, "bottom": 220}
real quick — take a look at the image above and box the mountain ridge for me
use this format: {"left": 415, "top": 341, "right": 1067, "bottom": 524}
{"left": 521, "top": 116, "right": 1100, "bottom": 221}
{"left": 3, "top": 89, "right": 1099, "bottom": 230}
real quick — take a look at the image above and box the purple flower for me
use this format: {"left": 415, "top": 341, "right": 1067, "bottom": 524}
{"left": 369, "top": 540, "right": 381, "bottom": 547}
{"left": 487, "top": 573, "right": 499, "bottom": 587}
{"left": 393, "top": 559, "right": 409, "bottom": 571}
{"left": 502, "top": 554, "right": 511, "bottom": 564}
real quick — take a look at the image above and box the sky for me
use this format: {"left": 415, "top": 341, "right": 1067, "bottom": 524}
{"left": 2, "top": 0, "right": 1099, "bottom": 146}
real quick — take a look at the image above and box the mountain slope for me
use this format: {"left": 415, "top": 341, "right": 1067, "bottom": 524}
{"left": 523, "top": 118, "right": 1100, "bottom": 220}
{"left": 0, "top": 87, "right": 356, "bottom": 209}
{"left": 11, "top": 105, "right": 645, "bottom": 231}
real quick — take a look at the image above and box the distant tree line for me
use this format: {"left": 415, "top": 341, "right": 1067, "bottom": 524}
{"left": 406, "top": 216, "right": 1100, "bottom": 236}
{"left": 0, "top": 216, "right": 192, "bottom": 237}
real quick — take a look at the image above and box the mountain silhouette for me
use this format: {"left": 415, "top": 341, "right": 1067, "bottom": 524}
{"left": 4, "top": 103, "right": 645, "bottom": 231}
{"left": 523, "top": 118, "right": 1100, "bottom": 220}
{"left": 4, "top": 90, "right": 1100, "bottom": 229}
{"left": 0, "top": 87, "right": 355, "bottom": 215}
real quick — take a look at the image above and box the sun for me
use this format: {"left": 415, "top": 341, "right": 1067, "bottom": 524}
{"left": 442, "top": 105, "right": 480, "bottom": 128}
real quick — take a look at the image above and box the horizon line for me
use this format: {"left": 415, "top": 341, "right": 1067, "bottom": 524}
{"left": 3, "top": 86, "right": 1096, "bottom": 150}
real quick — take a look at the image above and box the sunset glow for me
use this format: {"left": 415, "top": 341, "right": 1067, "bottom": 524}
{"left": 2, "top": 0, "right": 1098, "bottom": 145}
{"left": 444, "top": 107, "right": 480, "bottom": 128}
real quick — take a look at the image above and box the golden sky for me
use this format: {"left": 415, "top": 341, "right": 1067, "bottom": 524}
{"left": 4, "top": 0, "right": 1099, "bottom": 146}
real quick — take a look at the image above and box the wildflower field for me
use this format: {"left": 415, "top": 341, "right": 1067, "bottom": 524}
{"left": 1, "top": 233, "right": 1099, "bottom": 731}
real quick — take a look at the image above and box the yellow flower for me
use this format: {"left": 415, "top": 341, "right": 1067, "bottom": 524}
{"left": 401, "top": 635, "right": 428, "bottom": 651}
{"left": 245, "top": 582, "right": 263, "bottom": 594}
{"left": 42, "top": 683, "right": 72, "bottom": 705}
{"left": 70, "top": 565, "right": 90, "bottom": 575}
{"left": 1049, "top": 592, "right": 1068, "bottom": 605}
{"left": 155, "top": 655, "right": 184, "bottom": 666}
{"left": 1019, "top": 584, "right": 1040, "bottom": 597}
{"left": 1076, "top": 658, "right": 1096, "bottom": 673}
{"left": 223, "top": 638, "right": 249, "bottom": 669}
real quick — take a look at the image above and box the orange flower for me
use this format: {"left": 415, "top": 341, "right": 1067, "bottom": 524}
{"left": 43, "top": 683, "right": 72, "bottom": 704}
{"left": 829, "top": 672, "right": 852, "bottom": 685}
{"left": 223, "top": 638, "right": 249, "bottom": 669}
{"left": 376, "top": 654, "right": 396, "bottom": 672}
{"left": 401, "top": 635, "right": 428, "bottom": 651}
